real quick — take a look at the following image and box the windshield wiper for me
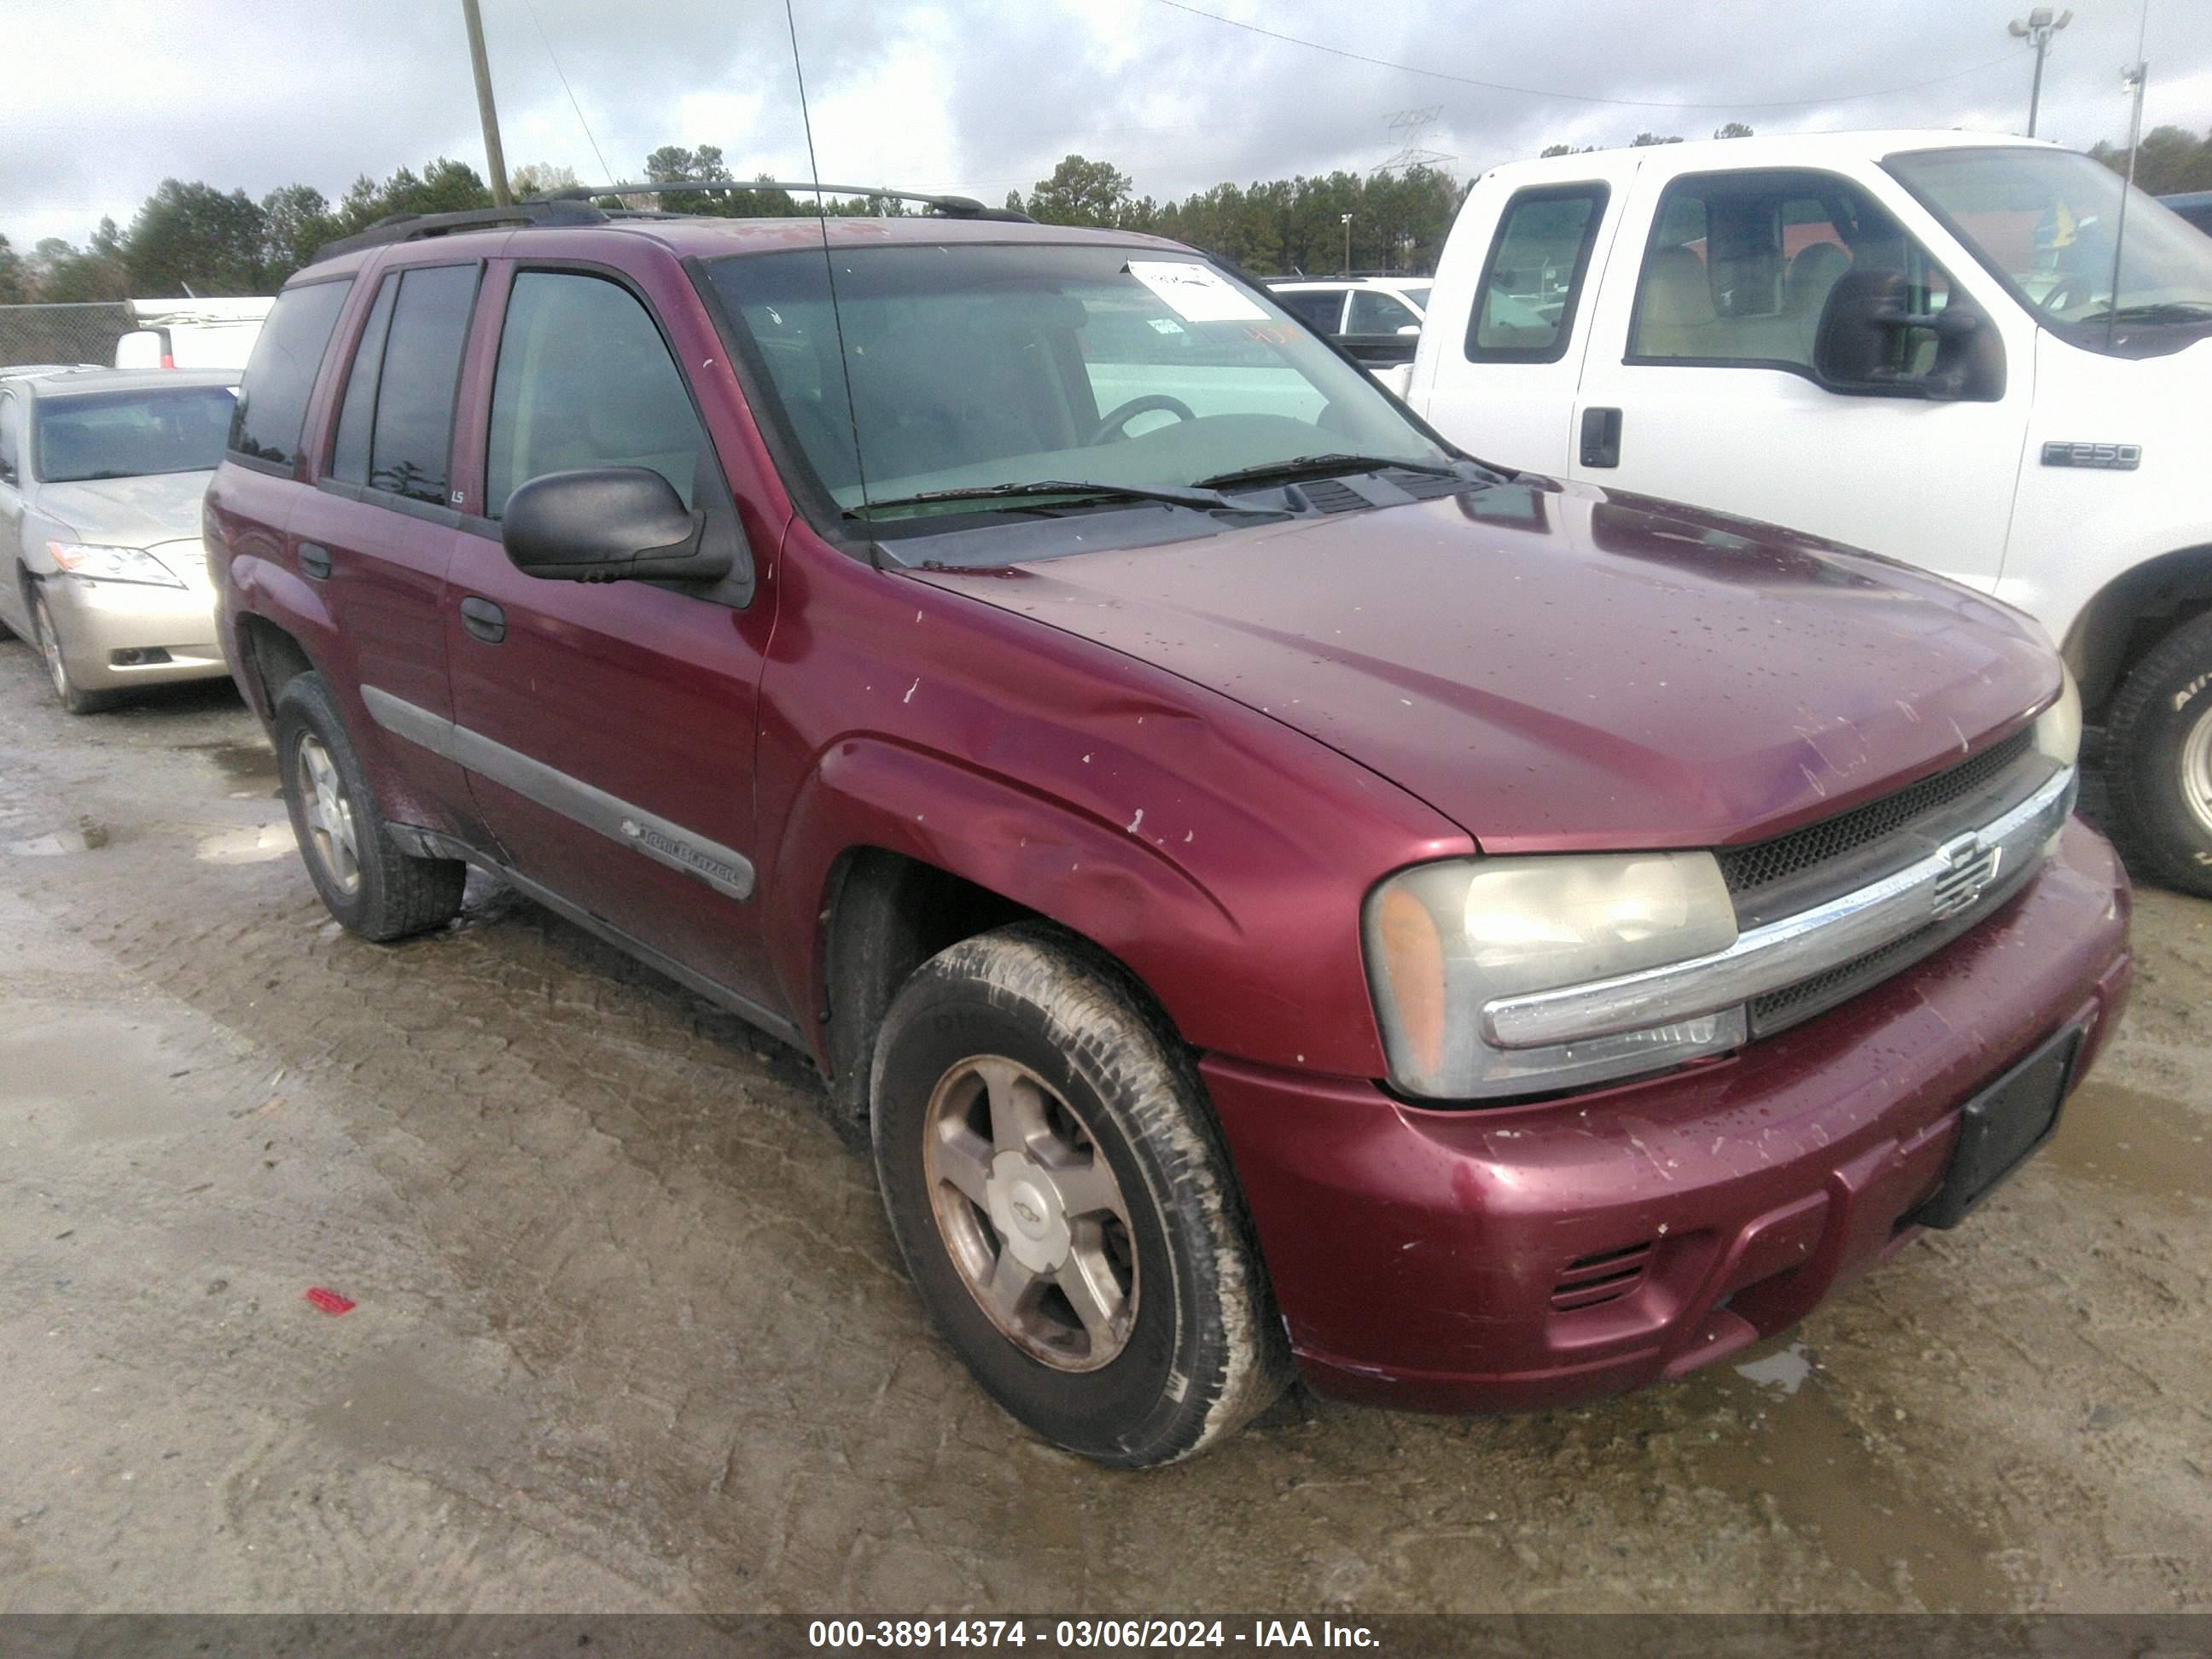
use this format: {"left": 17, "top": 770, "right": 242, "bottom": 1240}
{"left": 847, "top": 479, "right": 1232, "bottom": 518}
{"left": 1192, "top": 452, "right": 1464, "bottom": 491}
{"left": 2078, "top": 301, "right": 2212, "bottom": 326}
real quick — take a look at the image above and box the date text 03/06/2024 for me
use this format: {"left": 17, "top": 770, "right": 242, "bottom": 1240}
{"left": 806, "top": 1620, "right": 1381, "bottom": 1649}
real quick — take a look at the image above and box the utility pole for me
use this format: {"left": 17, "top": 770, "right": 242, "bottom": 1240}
{"left": 2008, "top": 8, "right": 2073, "bottom": 138}
{"left": 461, "top": 0, "right": 512, "bottom": 205}
{"left": 1342, "top": 212, "right": 1353, "bottom": 275}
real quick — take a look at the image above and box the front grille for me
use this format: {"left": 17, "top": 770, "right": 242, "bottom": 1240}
{"left": 1718, "top": 727, "right": 2034, "bottom": 897}
{"left": 1749, "top": 924, "right": 1941, "bottom": 1037}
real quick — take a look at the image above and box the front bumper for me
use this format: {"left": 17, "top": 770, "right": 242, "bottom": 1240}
{"left": 44, "top": 574, "right": 227, "bottom": 690}
{"left": 1204, "top": 818, "right": 2133, "bottom": 1414}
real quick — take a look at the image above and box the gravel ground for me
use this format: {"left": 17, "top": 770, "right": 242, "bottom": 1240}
{"left": 0, "top": 637, "right": 2206, "bottom": 1615}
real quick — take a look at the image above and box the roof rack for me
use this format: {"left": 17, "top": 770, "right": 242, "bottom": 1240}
{"left": 309, "top": 178, "right": 1032, "bottom": 263}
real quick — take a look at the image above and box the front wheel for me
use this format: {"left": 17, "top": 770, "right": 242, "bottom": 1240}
{"left": 2104, "top": 610, "right": 2212, "bottom": 897}
{"left": 870, "top": 923, "right": 1290, "bottom": 1465}
{"left": 32, "top": 588, "right": 118, "bottom": 714}
{"left": 274, "top": 672, "right": 467, "bottom": 940}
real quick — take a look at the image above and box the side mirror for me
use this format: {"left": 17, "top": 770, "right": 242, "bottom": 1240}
{"left": 1813, "top": 270, "right": 2005, "bottom": 402}
{"left": 502, "top": 467, "right": 733, "bottom": 585}
{"left": 1395, "top": 323, "right": 1423, "bottom": 337}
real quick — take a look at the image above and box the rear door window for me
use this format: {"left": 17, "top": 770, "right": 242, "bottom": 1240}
{"left": 1468, "top": 184, "right": 1607, "bottom": 362}
{"left": 329, "top": 276, "right": 399, "bottom": 487}
{"left": 1346, "top": 290, "right": 1420, "bottom": 335}
{"left": 228, "top": 278, "right": 352, "bottom": 469}
{"left": 359, "top": 264, "right": 478, "bottom": 504}
{"left": 483, "top": 271, "right": 707, "bottom": 520}
{"left": 1275, "top": 288, "right": 1347, "bottom": 333}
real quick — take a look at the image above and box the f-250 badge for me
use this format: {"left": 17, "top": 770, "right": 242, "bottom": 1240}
{"left": 2041, "top": 441, "right": 2141, "bottom": 470}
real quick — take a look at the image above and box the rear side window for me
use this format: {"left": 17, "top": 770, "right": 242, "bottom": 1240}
{"left": 329, "top": 276, "right": 399, "bottom": 486}
{"left": 484, "top": 271, "right": 707, "bottom": 520}
{"left": 357, "top": 263, "right": 478, "bottom": 504}
{"left": 1467, "top": 184, "right": 1607, "bottom": 363}
{"left": 1346, "top": 289, "right": 1419, "bottom": 335}
{"left": 1275, "top": 289, "right": 1344, "bottom": 333}
{"left": 228, "top": 278, "right": 351, "bottom": 468}
{"left": 0, "top": 391, "right": 18, "bottom": 481}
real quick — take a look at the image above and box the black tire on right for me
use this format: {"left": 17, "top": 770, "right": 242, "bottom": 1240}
{"left": 273, "top": 672, "right": 467, "bottom": 940}
{"left": 2102, "top": 610, "right": 2212, "bottom": 899}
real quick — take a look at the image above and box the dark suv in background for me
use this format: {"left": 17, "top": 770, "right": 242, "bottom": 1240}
{"left": 206, "top": 185, "right": 2128, "bottom": 1465}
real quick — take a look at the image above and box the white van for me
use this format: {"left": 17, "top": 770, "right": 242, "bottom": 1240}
{"left": 1403, "top": 130, "right": 2212, "bottom": 893}
{"left": 114, "top": 298, "right": 271, "bottom": 371}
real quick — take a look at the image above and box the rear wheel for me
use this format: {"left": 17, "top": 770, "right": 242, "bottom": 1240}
{"left": 275, "top": 672, "right": 467, "bottom": 940}
{"left": 2104, "top": 611, "right": 2212, "bottom": 898}
{"left": 31, "top": 588, "right": 118, "bottom": 714}
{"left": 870, "top": 923, "right": 1290, "bottom": 1466}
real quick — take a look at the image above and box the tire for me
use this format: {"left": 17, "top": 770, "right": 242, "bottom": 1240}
{"left": 870, "top": 923, "right": 1290, "bottom": 1466}
{"left": 2103, "top": 610, "right": 2212, "bottom": 898}
{"left": 274, "top": 672, "right": 467, "bottom": 940}
{"left": 31, "top": 588, "right": 119, "bottom": 715}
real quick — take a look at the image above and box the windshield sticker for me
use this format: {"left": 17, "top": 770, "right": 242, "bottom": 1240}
{"left": 1148, "top": 317, "right": 1185, "bottom": 335}
{"left": 1127, "top": 261, "right": 1267, "bottom": 323}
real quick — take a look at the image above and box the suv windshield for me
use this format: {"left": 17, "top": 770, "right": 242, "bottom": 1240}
{"left": 1888, "top": 146, "right": 2212, "bottom": 352}
{"left": 703, "top": 244, "right": 1450, "bottom": 526}
{"left": 36, "top": 385, "right": 238, "bottom": 483}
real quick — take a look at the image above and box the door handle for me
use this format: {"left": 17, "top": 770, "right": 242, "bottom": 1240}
{"left": 459, "top": 596, "right": 506, "bottom": 644}
{"left": 1579, "top": 407, "right": 1622, "bottom": 469}
{"left": 298, "top": 542, "right": 332, "bottom": 580}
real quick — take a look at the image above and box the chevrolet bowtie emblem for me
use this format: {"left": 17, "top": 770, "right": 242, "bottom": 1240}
{"left": 1932, "top": 832, "right": 2003, "bottom": 920}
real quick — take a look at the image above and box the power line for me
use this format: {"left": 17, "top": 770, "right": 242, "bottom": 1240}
{"left": 521, "top": 0, "right": 613, "bottom": 183}
{"left": 1148, "top": 0, "right": 2026, "bottom": 112}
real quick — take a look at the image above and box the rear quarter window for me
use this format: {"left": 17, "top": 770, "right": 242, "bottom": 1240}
{"left": 228, "top": 278, "right": 352, "bottom": 470}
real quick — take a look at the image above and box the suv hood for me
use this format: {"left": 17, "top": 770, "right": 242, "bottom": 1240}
{"left": 34, "top": 471, "right": 212, "bottom": 550}
{"left": 913, "top": 482, "right": 2061, "bottom": 853}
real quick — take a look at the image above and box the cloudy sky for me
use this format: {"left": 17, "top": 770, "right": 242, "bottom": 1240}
{"left": 6, "top": 0, "right": 2212, "bottom": 250}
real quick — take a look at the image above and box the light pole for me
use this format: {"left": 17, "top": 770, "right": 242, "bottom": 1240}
{"left": 2008, "top": 7, "right": 2073, "bottom": 138}
{"left": 1341, "top": 212, "right": 1353, "bottom": 275}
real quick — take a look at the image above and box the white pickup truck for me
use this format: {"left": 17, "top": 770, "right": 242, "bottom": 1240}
{"left": 1398, "top": 129, "right": 2212, "bottom": 894}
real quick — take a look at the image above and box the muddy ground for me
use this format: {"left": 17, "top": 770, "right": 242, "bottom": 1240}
{"left": 0, "top": 636, "right": 2206, "bottom": 1616}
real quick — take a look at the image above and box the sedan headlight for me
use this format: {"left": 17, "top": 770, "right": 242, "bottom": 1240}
{"left": 48, "top": 541, "right": 185, "bottom": 589}
{"left": 2032, "top": 665, "right": 2081, "bottom": 769}
{"left": 1365, "top": 852, "right": 1744, "bottom": 1099}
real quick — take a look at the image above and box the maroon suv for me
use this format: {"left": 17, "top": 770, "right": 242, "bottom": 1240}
{"left": 204, "top": 189, "right": 2131, "bottom": 1466}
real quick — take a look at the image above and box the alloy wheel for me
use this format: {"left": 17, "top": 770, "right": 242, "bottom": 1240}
{"left": 33, "top": 596, "right": 69, "bottom": 703}
{"left": 2183, "top": 703, "right": 2212, "bottom": 838}
{"left": 921, "top": 1054, "right": 1138, "bottom": 1371}
{"left": 294, "top": 732, "right": 363, "bottom": 895}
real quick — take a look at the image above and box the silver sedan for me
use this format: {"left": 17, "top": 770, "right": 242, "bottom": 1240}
{"left": 0, "top": 367, "right": 237, "bottom": 713}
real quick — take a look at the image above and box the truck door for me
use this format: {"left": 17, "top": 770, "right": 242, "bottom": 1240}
{"left": 1416, "top": 173, "right": 1623, "bottom": 476}
{"left": 1567, "top": 164, "right": 2031, "bottom": 592}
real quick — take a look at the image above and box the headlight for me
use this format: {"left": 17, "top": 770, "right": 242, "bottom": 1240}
{"left": 48, "top": 541, "right": 186, "bottom": 589}
{"left": 1364, "top": 852, "right": 1744, "bottom": 1099}
{"left": 2032, "top": 665, "right": 2081, "bottom": 769}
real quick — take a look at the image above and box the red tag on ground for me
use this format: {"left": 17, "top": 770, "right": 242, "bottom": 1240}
{"left": 304, "top": 1287, "right": 356, "bottom": 1315}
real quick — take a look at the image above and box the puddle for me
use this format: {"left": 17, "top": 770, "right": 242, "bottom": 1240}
{"left": 2040, "top": 1082, "right": 2209, "bottom": 1208}
{"left": 1682, "top": 1371, "right": 2013, "bottom": 1609}
{"left": 195, "top": 823, "right": 294, "bottom": 864}
{"left": 184, "top": 738, "right": 281, "bottom": 800}
{"left": 1733, "top": 1339, "right": 1813, "bottom": 1395}
{"left": 0, "top": 1012, "right": 195, "bottom": 1140}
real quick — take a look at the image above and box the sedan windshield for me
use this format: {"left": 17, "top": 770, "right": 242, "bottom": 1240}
{"left": 35, "top": 385, "right": 237, "bottom": 482}
{"left": 1887, "top": 146, "right": 2212, "bottom": 352}
{"left": 703, "top": 244, "right": 1451, "bottom": 526}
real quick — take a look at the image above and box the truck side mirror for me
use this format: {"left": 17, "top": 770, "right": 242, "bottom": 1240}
{"left": 1813, "top": 269, "right": 2005, "bottom": 402}
{"left": 503, "top": 467, "right": 735, "bottom": 585}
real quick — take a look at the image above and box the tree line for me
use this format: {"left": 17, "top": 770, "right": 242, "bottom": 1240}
{"left": 5, "top": 120, "right": 2207, "bottom": 308}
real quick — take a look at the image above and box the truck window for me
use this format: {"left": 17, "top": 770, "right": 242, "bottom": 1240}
{"left": 1275, "top": 289, "right": 1346, "bottom": 333}
{"left": 1467, "top": 184, "right": 1607, "bottom": 363}
{"left": 329, "top": 276, "right": 399, "bottom": 487}
{"left": 1346, "top": 290, "right": 1419, "bottom": 335}
{"left": 228, "top": 278, "right": 352, "bottom": 469}
{"left": 359, "top": 264, "right": 478, "bottom": 505}
{"left": 1627, "top": 169, "right": 1946, "bottom": 373}
{"left": 484, "top": 271, "right": 707, "bottom": 520}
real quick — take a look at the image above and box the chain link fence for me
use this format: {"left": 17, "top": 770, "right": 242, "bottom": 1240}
{"left": 0, "top": 301, "right": 133, "bottom": 370}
